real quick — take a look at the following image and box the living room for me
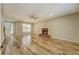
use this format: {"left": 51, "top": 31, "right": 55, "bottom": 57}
{"left": 0, "top": 3, "right": 79, "bottom": 55}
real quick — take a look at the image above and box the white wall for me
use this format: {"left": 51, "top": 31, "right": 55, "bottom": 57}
{"left": 78, "top": 14, "right": 79, "bottom": 40}
{"left": 51, "top": 14, "right": 78, "bottom": 43}
{"left": 34, "top": 13, "right": 79, "bottom": 43}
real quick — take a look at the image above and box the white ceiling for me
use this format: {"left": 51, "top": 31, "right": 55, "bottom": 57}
{"left": 2, "top": 3, "right": 79, "bottom": 23}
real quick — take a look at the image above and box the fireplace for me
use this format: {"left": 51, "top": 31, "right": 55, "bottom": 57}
{"left": 39, "top": 28, "right": 50, "bottom": 37}
{"left": 42, "top": 28, "right": 48, "bottom": 35}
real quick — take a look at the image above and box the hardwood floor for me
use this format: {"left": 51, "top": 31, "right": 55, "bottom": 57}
{"left": 1, "top": 34, "right": 79, "bottom": 55}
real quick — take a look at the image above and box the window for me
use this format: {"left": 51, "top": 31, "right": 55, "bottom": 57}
{"left": 11, "top": 24, "right": 13, "bottom": 34}
{"left": 23, "top": 23, "right": 31, "bottom": 32}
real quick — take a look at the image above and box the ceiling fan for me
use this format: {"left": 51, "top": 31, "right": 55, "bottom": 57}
{"left": 28, "top": 15, "right": 39, "bottom": 20}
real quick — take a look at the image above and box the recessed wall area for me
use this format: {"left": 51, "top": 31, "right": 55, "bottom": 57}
{"left": 34, "top": 13, "right": 79, "bottom": 43}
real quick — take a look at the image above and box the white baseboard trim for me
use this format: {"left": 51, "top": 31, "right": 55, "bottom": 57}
{"left": 51, "top": 36, "right": 79, "bottom": 44}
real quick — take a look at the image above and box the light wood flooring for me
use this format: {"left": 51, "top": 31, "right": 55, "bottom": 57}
{"left": 1, "top": 34, "right": 79, "bottom": 55}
